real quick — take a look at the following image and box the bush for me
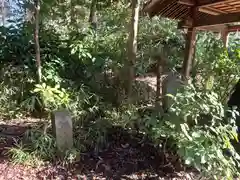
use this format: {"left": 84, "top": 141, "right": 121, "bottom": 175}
{"left": 142, "top": 84, "right": 240, "bottom": 179}
{"left": 194, "top": 33, "right": 240, "bottom": 103}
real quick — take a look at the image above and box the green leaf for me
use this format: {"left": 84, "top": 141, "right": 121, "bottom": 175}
{"left": 201, "top": 155, "right": 207, "bottom": 164}
{"left": 185, "top": 157, "right": 193, "bottom": 165}
{"left": 55, "top": 84, "right": 60, "bottom": 89}
{"left": 33, "top": 88, "right": 41, "bottom": 93}
{"left": 180, "top": 123, "right": 192, "bottom": 141}
{"left": 192, "top": 131, "right": 201, "bottom": 138}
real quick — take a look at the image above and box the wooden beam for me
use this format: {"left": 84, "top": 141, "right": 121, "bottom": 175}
{"left": 196, "top": 24, "right": 226, "bottom": 32}
{"left": 198, "top": 6, "right": 227, "bottom": 15}
{"left": 178, "top": 17, "right": 193, "bottom": 29}
{"left": 195, "top": 24, "right": 240, "bottom": 33}
{"left": 177, "top": 0, "right": 195, "bottom": 6}
{"left": 178, "top": 0, "right": 228, "bottom": 7}
{"left": 228, "top": 25, "right": 240, "bottom": 32}
{"left": 198, "top": 7, "right": 220, "bottom": 15}
{"left": 194, "top": 12, "right": 240, "bottom": 27}
{"left": 197, "top": 0, "right": 229, "bottom": 8}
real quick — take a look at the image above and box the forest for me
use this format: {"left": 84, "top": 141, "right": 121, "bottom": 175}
{"left": 0, "top": 0, "right": 239, "bottom": 179}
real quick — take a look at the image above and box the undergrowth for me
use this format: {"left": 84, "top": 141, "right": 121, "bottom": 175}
{"left": 0, "top": 6, "right": 239, "bottom": 179}
{"left": 6, "top": 83, "right": 240, "bottom": 179}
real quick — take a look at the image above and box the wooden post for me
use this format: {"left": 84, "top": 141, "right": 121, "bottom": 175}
{"left": 221, "top": 27, "right": 229, "bottom": 48}
{"left": 125, "top": 0, "right": 140, "bottom": 99}
{"left": 182, "top": 6, "right": 197, "bottom": 80}
{"left": 182, "top": 27, "right": 196, "bottom": 79}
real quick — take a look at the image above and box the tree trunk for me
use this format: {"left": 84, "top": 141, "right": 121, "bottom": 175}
{"left": 125, "top": 0, "right": 140, "bottom": 98}
{"left": 70, "top": 0, "right": 74, "bottom": 26}
{"left": 89, "top": 0, "right": 97, "bottom": 30}
{"left": 1, "top": 0, "right": 5, "bottom": 26}
{"left": 34, "top": 0, "right": 42, "bottom": 83}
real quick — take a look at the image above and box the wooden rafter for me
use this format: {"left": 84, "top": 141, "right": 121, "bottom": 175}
{"left": 177, "top": 0, "right": 240, "bottom": 15}
{"left": 144, "top": 0, "right": 240, "bottom": 19}
{"left": 143, "top": 0, "right": 176, "bottom": 17}
{"left": 197, "top": 0, "right": 229, "bottom": 8}
{"left": 177, "top": 0, "right": 194, "bottom": 6}
{"left": 177, "top": 0, "right": 228, "bottom": 7}
{"left": 193, "top": 24, "right": 240, "bottom": 33}
{"left": 198, "top": 7, "right": 222, "bottom": 15}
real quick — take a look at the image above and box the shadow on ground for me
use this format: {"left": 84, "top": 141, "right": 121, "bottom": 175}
{"left": 0, "top": 118, "right": 45, "bottom": 158}
{"left": 35, "top": 128, "right": 197, "bottom": 179}
{"left": 0, "top": 124, "right": 29, "bottom": 156}
{"left": 0, "top": 120, "right": 198, "bottom": 180}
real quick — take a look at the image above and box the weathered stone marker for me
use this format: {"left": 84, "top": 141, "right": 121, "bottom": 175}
{"left": 163, "top": 71, "right": 185, "bottom": 110}
{"left": 52, "top": 110, "right": 73, "bottom": 153}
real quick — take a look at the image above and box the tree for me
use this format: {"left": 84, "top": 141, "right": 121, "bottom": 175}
{"left": 89, "top": 0, "right": 97, "bottom": 30}
{"left": 125, "top": 0, "right": 140, "bottom": 98}
{"left": 0, "top": 0, "right": 13, "bottom": 26}
{"left": 1, "top": 0, "right": 5, "bottom": 26}
{"left": 34, "top": 0, "right": 41, "bottom": 82}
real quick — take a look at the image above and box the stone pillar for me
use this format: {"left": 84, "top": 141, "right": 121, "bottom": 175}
{"left": 52, "top": 110, "right": 73, "bottom": 153}
{"left": 163, "top": 71, "right": 185, "bottom": 111}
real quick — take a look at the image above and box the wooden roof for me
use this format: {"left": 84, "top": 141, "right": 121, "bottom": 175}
{"left": 143, "top": 0, "right": 240, "bottom": 28}
{"left": 201, "top": 0, "right": 240, "bottom": 14}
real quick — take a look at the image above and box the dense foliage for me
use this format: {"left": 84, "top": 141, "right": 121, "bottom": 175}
{"left": 0, "top": 0, "right": 239, "bottom": 179}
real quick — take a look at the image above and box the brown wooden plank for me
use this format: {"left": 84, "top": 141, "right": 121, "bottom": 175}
{"left": 198, "top": 0, "right": 237, "bottom": 8}
{"left": 175, "top": 0, "right": 229, "bottom": 7}
{"left": 196, "top": 24, "right": 227, "bottom": 32}
{"left": 178, "top": 8, "right": 189, "bottom": 19}
{"left": 182, "top": 27, "right": 196, "bottom": 79}
{"left": 194, "top": 12, "right": 240, "bottom": 27}
{"left": 177, "top": 0, "right": 195, "bottom": 6}
{"left": 182, "top": 7, "right": 197, "bottom": 79}
{"left": 198, "top": 7, "right": 220, "bottom": 15}
{"left": 200, "top": 6, "right": 227, "bottom": 14}
{"left": 228, "top": 25, "right": 240, "bottom": 32}
{"left": 170, "top": 4, "right": 186, "bottom": 18}
{"left": 224, "top": 8, "right": 240, "bottom": 12}
{"left": 221, "top": 27, "right": 229, "bottom": 47}
{"left": 175, "top": 6, "right": 189, "bottom": 19}
{"left": 213, "top": 2, "right": 240, "bottom": 8}
{"left": 161, "top": 1, "right": 178, "bottom": 16}
{"left": 229, "top": 1, "right": 240, "bottom": 5}
{"left": 143, "top": 0, "right": 175, "bottom": 16}
{"left": 213, "top": 4, "right": 229, "bottom": 8}
{"left": 165, "top": 3, "right": 183, "bottom": 18}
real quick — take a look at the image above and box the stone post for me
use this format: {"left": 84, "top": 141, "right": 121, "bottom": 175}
{"left": 52, "top": 110, "right": 73, "bottom": 153}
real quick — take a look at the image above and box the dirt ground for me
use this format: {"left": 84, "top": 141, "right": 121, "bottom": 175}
{"left": 0, "top": 118, "right": 199, "bottom": 180}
